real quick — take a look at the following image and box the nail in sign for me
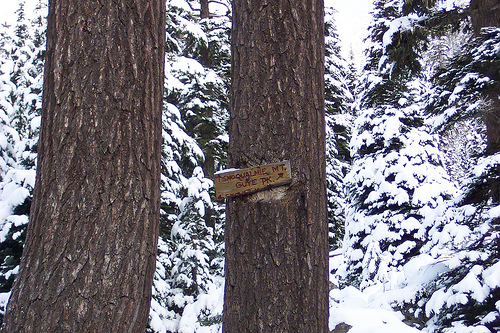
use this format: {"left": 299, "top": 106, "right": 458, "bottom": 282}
{"left": 214, "top": 161, "right": 292, "bottom": 200}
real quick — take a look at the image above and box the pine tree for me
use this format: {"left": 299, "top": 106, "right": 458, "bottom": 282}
{"left": 342, "top": 0, "right": 458, "bottom": 289}
{"left": 324, "top": 5, "right": 354, "bottom": 250}
{"left": 411, "top": 5, "right": 500, "bottom": 330}
{"left": 422, "top": 26, "right": 485, "bottom": 185}
{"left": 0, "top": 1, "right": 45, "bottom": 320}
{"left": 148, "top": 0, "right": 229, "bottom": 331}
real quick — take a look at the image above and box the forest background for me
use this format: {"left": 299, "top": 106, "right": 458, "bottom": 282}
{"left": 0, "top": 0, "right": 499, "bottom": 332}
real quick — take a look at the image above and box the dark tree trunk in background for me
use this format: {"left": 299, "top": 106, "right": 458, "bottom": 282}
{"left": 471, "top": 0, "right": 500, "bottom": 156}
{"left": 470, "top": 0, "right": 500, "bottom": 203}
{"left": 470, "top": 0, "right": 500, "bottom": 35}
{"left": 200, "top": 0, "right": 210, "bottom": 19}
{"left": 1, "top": 0, "right": 165, "bottom": 332}
{"left": 223, "top": 0, "right": 328, "bottom": 332}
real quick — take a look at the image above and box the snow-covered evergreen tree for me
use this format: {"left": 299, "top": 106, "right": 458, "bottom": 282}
{"left": 149, "top": 1, "right": 229, "bottom": 331}
{"left": 164, "top": 0, "right": 230, "bottom": 179}
{"left": 324, "top": 4, "right": 354, "bottom": 250}
{"left": 410, "top": 25, "right": 500, "bottom": 333}
{"left": 150, "top": 102, "right": 223, "bottom": 332}
{"left": 0, "top": 1, "right": 45, "bottom": 320}
{"left": 329, "top": 1, "right": 500, "bottom": 332}
{"left": 341, "top": 0, "right": 458, "bottom": 290}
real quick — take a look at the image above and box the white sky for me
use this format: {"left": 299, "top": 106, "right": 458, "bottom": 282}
{"left": 0, "top": 2, "right": 19, "bottom": 26}
{"left": 329, "top": 0, "right": 374, "bottom": 67}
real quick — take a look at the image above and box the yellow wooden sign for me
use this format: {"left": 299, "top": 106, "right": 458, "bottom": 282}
{"left": 214, "top": 161, "right": 292, "bottom": 200}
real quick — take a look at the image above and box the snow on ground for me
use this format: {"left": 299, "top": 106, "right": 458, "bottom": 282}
{"left": 329, "top": 284, "right": 421, "bottom": 333}
{"left": 329, "top": 249, "right": 419, "bottom": 332}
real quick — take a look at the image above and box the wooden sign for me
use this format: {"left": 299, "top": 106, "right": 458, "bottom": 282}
{"left": 214, "top": 161, "right": 292, "bottom": 200}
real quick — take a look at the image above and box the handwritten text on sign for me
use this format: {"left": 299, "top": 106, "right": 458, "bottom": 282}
{"left": 214, "top": 161, "right": 292, "bottom": 200}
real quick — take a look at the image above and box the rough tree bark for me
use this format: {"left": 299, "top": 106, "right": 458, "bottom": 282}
{"left": 223, "top": 0, "right": 328, "bottom": 332}
{"left": 1, "top": 0, "right": 165, "bottom": 332}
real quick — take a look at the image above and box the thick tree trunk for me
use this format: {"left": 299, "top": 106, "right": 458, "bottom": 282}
{"left": 1, "top": 0, "right": 165, "bottom": 332}
{"left": 223, "top": 0, "right": 328, "bottom": 332}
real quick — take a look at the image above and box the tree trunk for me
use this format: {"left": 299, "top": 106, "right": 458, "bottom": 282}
{"left": 200, "top": 0, "right": 210, "bottom": 19}
{"left": 1, "top": 0, "right": 165, "bottom": 332}
{"left": 470, "top": 0, "right": 500, "bottom": 35}
{"left": 470, "top": 0, "right": 500, "bottom": 156}
{"left": 223, "top": 0, "right": 328, "bottom": 332}
{"left": 470, "top": 0, "right": 500, "bottom": 204}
